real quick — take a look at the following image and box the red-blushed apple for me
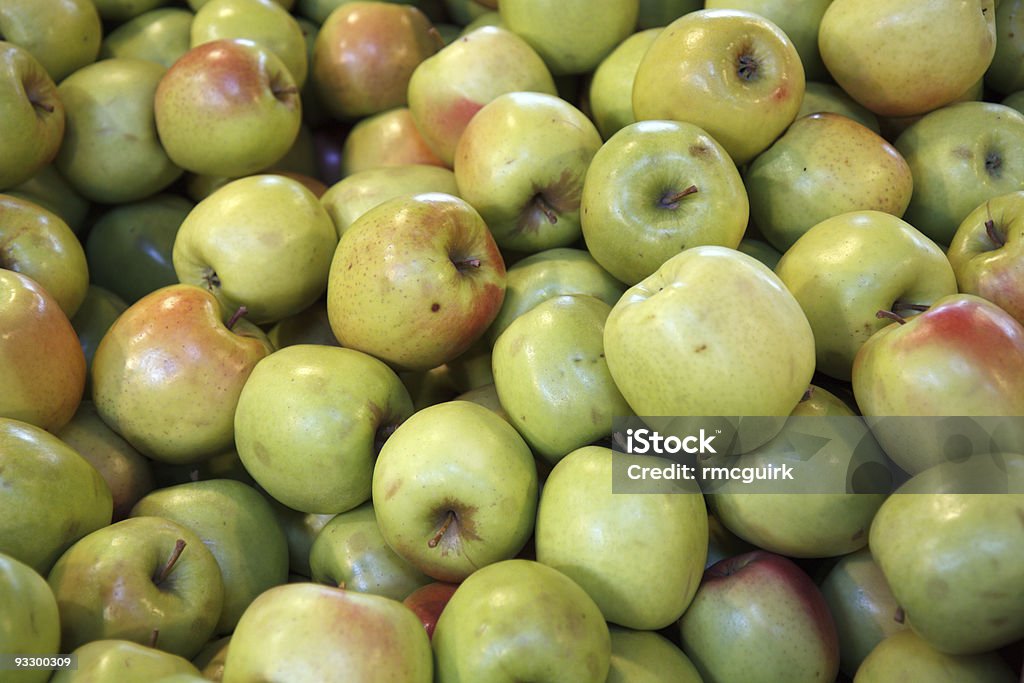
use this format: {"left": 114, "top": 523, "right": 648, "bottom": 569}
{"left": 402, "top": 581, "right": 459, "bottom": 639}
{"left": 678, "top": 550, "right": 840, "bottom": 683}
{"left": 852, "top": 293, "right": 1024, "bottom": 474}
{"left": 326, "top": 192, "right": 506, "bottom": 371}
{"left": 947, "top": 191, "right": 1024, "bottom": 325}
{"left": 311, "top": 2, "right": 442, "bottom": 121}
{"left": 406, "top": 25, "right": 558, "bottom": 166}
{"left": 91, "top": 284, "right": 274, "bottom": 465}
{"left": 339, "top": 107, "right": 446, "bottom": 176}
{"left": 155, "top": 38, "right": 302, "bottom": 178}
{"left": 0, "top": 270, "right": 85, "bottom": 432}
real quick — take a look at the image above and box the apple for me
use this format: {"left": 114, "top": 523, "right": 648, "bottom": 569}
{"left": 0, "top": 42, "right": 64, "bottom": 191}
{"left": 92, "top": 0, "right": 172, "bottom": 21}
{"left": 775, "top": 210, "right": 958, "bottom": 381}
{"left": 737, "top": 237, "right": 782, "bottom": 269}
{"left": 371, "top": 401, "right": 538, "bottom": 582}
{"left": 499, "top": 0, "right": 639, "bottom": 75}
{"left": 633, "top": 9, "right": 805, "bottom": 166}
{"left": 0, "top": 0, "right": 102, "bottom": 82}
{"left": 798, "top": 81, "right": 881, "bottom": 133}
{"left": 947, "top": 190, "right": 1024, "bottom": 324}
{"left": 221, "top": 582, "right": 432, "bottom": 683}
{"left": 433, "top": 558, "right": 611, "bottom": 682}
{"left": 100, "top": 7, "right": 195, "bottom": 69}
{"left": 0, "top": 194, "right": 89, "bottom": 319}
{"left": 6, "top": 164, "right": 91, "bottom": 236}
{"left": 679, "top": 551, "right": 840, "bottom": 683}
{"left": 339, "top": 107, "right": 446, "bottom": 175}
{"left": 0, "top": 271, "right": 86, "bottom": 433}
{"left": 986, "top": 0, "right": 1024, "bottom": 95}
{"left": 454, "top": 91, "right": 603, "bottom": 253}
{"left": 326, "top": 192, "right": 506, "bottom": 371}
{"left": 580, "top": 119, "right": 749, "bottom": 285}
{"left": 265, "top": 298, "right": 338, "bottom": 348}
{"left": 586, "top": 28, "right": 661, "bottom": 140}
{"left": 267, "top": 501, "right": 336, "bottom": 578}
{"left": 190, "top": 635, "right": 230, "bottom": 681}
{"left": 818, "top": 0, "right": 996, "bottom": 118}
{"left": 895, "top": 102, "right": 1024, "bottom": 247}
{"left": 606, "top": 627, "right": 704, "bottom": 683}
{"left": 172, "top": 174, "right": 338, "bottom": 325}
{"left": 402, "top": 581, "right": 458, "bottom": 640}
{"left": 47, "top": 516, "right": 225, "bottom": 659}
{"left": 50, "top": 640, "right": 203, "bottom": 683}
{"left": 0, "top": 551, "right": 60, "bottom": 683}
{"left": 854, "top": 630, "right": 1018, "bottom": 683}
{"left": 444, "top": 0, "right": 492, "bottom": 25}
{"left": 69, "top": 286, "right": 128, "bottom": 386}
{"left": 234, "top": 344, "right": 414, "bottom": 514}
{"left": 745, "top": 113, "right": 914, "bottom": 253}
{"left": 91, "top": 284, "right": 274, "bottom": 465}
{"left": 636, "top": 0, "right": 700, "bottom": 29}
{"left": 311, "top": 2, "right": 442, "bottom": 120}
{"left": 406, "top": 25, "right": 558, "bottom": 166}
{"left": 155, "top": 39, "right": 302, "bottom": 178}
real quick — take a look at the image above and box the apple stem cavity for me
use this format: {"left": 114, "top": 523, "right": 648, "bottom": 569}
{"left": 659, "top": 185, "right": 699, "bottom": 209}
{"left": 428, "top": 510, "right": 457, "bottom": 548}
{"left": 452, "top": 257, "right": 482, "bottom": 272}
{"left": 226, "top": 305, "right": 249, "bottom": 331}
{"left": 154, "top": 539, "right": 187, "bottom": 586}
{"left": 533, "top": 194, "right": 559, "bottom": 224}
{"left": 985, "top": 219, "right": 1006, "bottom": 248}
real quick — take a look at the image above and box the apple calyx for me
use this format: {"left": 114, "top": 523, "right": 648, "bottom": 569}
{"left": 225, "top": 305, "right": 249, "bottom": 331}
{"left": 153, "top": 539, "right": 187, "bottom": 587}
{"left": 985, "top": 150, "right": 1003, "bottom": 179}
{"left": 736, "top": 52, "right": 760, "bottom": 82}
{"left": 428, "top": 510, "right": 457, "bottom": 548}
{"left": 659, "top": 184, "right": 699, "bottom": 210}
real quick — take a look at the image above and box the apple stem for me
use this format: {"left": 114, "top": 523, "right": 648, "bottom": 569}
{"left": 154, "top": 539, "right": 187, "bottom": 586}
{"left": 148, "top": 629, "right": 160, "bottom": 648}
{"left": 452, "top": 257, "right": 481, "bottom": 272}
{"left": 33, "top": 100, "right": 55, "bottom": 114}
{"left": 428, "top": 510, "right": 456, "bottom": 548}
{"left": 985, "top": 219, "right": 1005, "bottom": 247}
{"left": 660, "top": 185, "right": 699, "bottom": 207}
{"left": 894, "top": 606, "right": 905, "bottom": 624}
{"left": 876, "top": 310, "right": 906, "bottom": 325}
{"left": 225, "top": 305, "right": 248, "bottom": 330}
{"left": 534, "top": 195, "right": 558, "bottom": 224}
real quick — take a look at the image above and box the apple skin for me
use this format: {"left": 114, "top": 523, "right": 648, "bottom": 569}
{"left": 339, "top": 107, "right": 446, "bottom": 176}
{"left": 91, "top": 284, "right": 274, "bottom": 465}
{"left": 947, "top": 190, "right": 1024, "bottom": 324}
{"left": 679, "top": 551, "right": 840, "bottom": 683}
{"left": 47, "top": 516, "right": 225, "bottom": 659}
{"left": 221, "top": 582, "right": 433, "bottom": 683}
{"left": 402, "top": 581, "right": 459, "bottom": 640}
{"left": 0, "top": 270, "right": 86, "bottom": 433}
{"left": 267, "top": 501, "right": 335, "bottom": 578}
{"left": 155, "top": 38, "right": 302, "bottom": 178}
{"left": 987, "top": 0, "right": 1024, "bottom": 95}
{"left": 50, "top": 640, "right": 203, "bottom": 683}
{"left": 606, "top": 627, "right": 704, "bottom": 683}
{"left": 0, "top": 0, "right": 102, "bottom": 83}
{"left": 69, "top": 286, "right": 128, "bottom": 387}
{"left": 798, "top": 81, "right": 881, "bottom": 133}
{"left": 0, "top": 42, "right": 64, "bottom": 191}
{"left": 326, "top": 192, "right": 506, "bottom": 371}
{"left": 818, "top": 0, "right": 995, "bottom": 118}
{"left": 587, "top": 28, "right": 662, "bottom": 141}
{"left": 406, "top": 25, "right": 558, "bottom": 167}
{"left": 580, "top": 119, "right": 749, "bottom": 286}
{"left": 633, "top": 9, "right": 805, "bottom": 166}
{"left": 7, "top": 164, "right": 91, "bottom": 236}
{"left": 100, "top": 7, "right": 195, "bottom": 69}
{"left": 0, "top": 551, "right": 60, "bottom": 683}
{"left": 853, "top": 630, "right": 1018, "bottom": 683}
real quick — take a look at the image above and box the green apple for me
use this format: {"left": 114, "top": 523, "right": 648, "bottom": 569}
{"left": 444, "top": 336, "right": 494, "bottom": 392}
{"left": 820, "top": 548, "right": 908, "bottom": 676}
{"left": 321, "top": 163, "right": 458, "bottom": 237}
{"left": 679, "top": 551, "right": 840, "bottom": 683}
{"left": 818, "top": 0, "right": 995, "bottom": 118}
{"left": 100, "top": 8, "right": 195, "bottom": 68}
{"left": 499, "top": 0, "right": 638, "bottom": 75}
{"left": 407, "top": 25, "right": 557, "bottom": 166}
{"left": 191, "top": 635, "right": 230, "bottom": 681}
{"left": 0, "top": 194, "right": 88, "bottom": 319}
{"left": 56, "top": 401, "right": 154, "bottom": 522}
{"left": 91, "top": 284, "right": 273, "bottom": 465}
{"left": 234, "top": 344, "right": 414, "bottom": 513}
{"left": 492, "top": 296, "right": 632, "bottom": 464}
{"left": 485, "top": 247, "right": 626, "bottom": 345}
{"left": 453, "top": 382, "right": 508, "bottom": 420}
{"left": 85, "top": 194, "right": 191, "bottom": 304}
{"left": 443, "top": 0, "right": 491, "bottom": 25}
{"left": 400, "top": 365, "right": 459, "bottom": 411}
{"left": 155, "top": 39, "right": 302, "bottom": 178}
{"left": 454, "top": 91, "right": 603, "bottom": 252}
{"left": 737, "top": 237, "right": 781, "bottom": 269}
{"left": 947, "top": 191, "right": 1024, "bottom": 323}
{"left": 7, "top": 164, "right": 91, "bottom": 235}
{"left": 606, "top": 627, "right": 704, "bottom": 683}
{"left": 798, "top": 81, "right": 881, "bottom": 133}
{"left": 0, "top": 551, "right": 60, "bottom": 683}
{"left": 1002, "top": 89, "right": 1024, "bottom": 115}
{"left": 51, "top": 640, "right": 202, "bottom": 683}
{"left": 93, "top": 0, "right": 172, "bottom": 21}
{"left": 986, "top": 0, "right": 1024, "bottom": 94}
{"left": 775, "top": 210, "right": 957, "bottom": 381}
{"left": 705, "top": 513, "right": 756, "bottom": 568}
{"left": 326, "top": 192, "right": 506, "bottom": 371}
{"left": 535, "top": 445, "right": 707, "bottom": 629}
{"left": 308, "top": 501, "right": 431, "bottom": 599}
{"left": 69, "top": 286, "right": 128, "bottom": 386}
{"left": 0, "top": 42, "right": 64, "bottom": 191}
{"left": 581, "top": 119, "right": 748, "bottom": 285}
{"left": 0, "top": 271, "right": 86, "bottom": 433}
{"left": 0, "top": 0, "right": 102, "bottom": 82}
{"left": 853, "top": 630, "right": 1017, "bottom": 683}
{"left": 194, "top": 0, "right": 296, "bottom": 8}
{"left": 433, "top": 559, "right": 611, "bottom": 682}
{"left": 268, "top": 501, "right": 336, "bottom": 577}
{"left": 604, "top": 246, "right": 815, "bottom": 426}
{"left": 746, "top": 113, "right": 913, "bottom": 253}
{"left": 150, "top": 448, "right": 257, "bottom": 491}
{"left": 633, "top": 9, "right": 805, "bottom": 166}
{"left": 265, "top": 298, "right": 338, "bottom": 348}
{"left": 173, "top": 174, "right": 338, "bottom": 325}
{"left": 312, "top": 2, "right": 441, "bottom": 120}
{"left": 222, "top": 582, "right": 432, "bottom": 683}
{"left": 587, "top": 28, "right": 661, "bottom": 140}
{"left": 48, "top": 516, "right": 225, "bottom": 659}
{"left": 339, "top": 107, "right": 446, "bottom": 175}
{"left": 131, "top": 479, "right": 290, "bottom": 635}
{"left": 371, "top": 401, "right": 537, "bottom": 582}
{"left": 192, "top": 0, "right": 307, "bottom": 87}
{"left": 636, "top": 0, "right": 701, "bottom": 29}
{"left": 895, "top": 102, "right": 1024, "bottom": 246}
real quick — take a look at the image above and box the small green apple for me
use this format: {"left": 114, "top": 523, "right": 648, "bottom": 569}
{"left": 586, "top": 28, "right": 661, "bottom": 140}
{"left": 797, "top": 81, "right": 881, "bottom": 133}
{"left": 100, "top": 7, "right": 194, "bottom": 68}
{"left": 606, "top": 627, "right": 703, "bottom": 683}
{"left": 0, "top": 42, "right": 64, "bottom": 191}
{"left": 0, "top": 0, "right": 102, "bottom": 82}
{"left": 51, "top": 640, "right": 203, "bottom": 683}
{"left": 0, "top": 551, "right": 60, "bottom": 683}
{"left": 7, "top": 164, "right": 91, "bottom": 235}
{"left": 853, "top": 630, "right": 1017, "bottom": 683}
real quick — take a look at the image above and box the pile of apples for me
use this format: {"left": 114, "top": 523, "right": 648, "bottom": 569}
{"left": 3, "top": 0, "right": 1024, "bottom": 681}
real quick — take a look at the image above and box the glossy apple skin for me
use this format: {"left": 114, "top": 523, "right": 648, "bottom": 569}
{"left": 587, "top": 28, "right": 662, "bottom": 140}
{"left": 340, "top": 107, "right": 445, "bottom": 176}
{"left": 0, "top": 270, "right": 86, "bottom": 432}
{"left": 403, "top": 581, "right": 459, "bottom": 640}
{"left": 0, "top": 42, "right": 64, "bottom": 191}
